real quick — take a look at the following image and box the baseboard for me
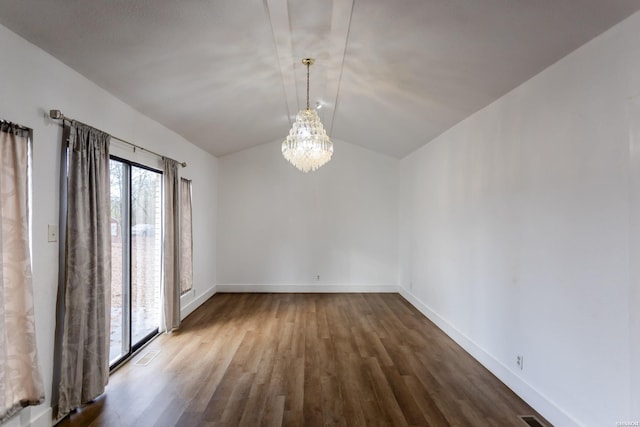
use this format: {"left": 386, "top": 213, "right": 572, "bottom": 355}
{"left": 4, "top": 406, "right": 52, "bottom": 427}
{"left": 180, "top": 285, "right": 217, "bottom": 319}
{"left": 398, "top": 287, "right": 581, "bottom": 427}
{"left": 32, "top": 407, "right": 52, "bottom": 427}
{"left": 217, "top": 283, "right": 398, "bottom": 293}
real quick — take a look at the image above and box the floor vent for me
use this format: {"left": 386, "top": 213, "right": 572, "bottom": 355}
{"left": 135, "top": 350, "right": 159, "bottom": 366}
{"left": 519, "top": 415, "right": 548, "bottom": 427}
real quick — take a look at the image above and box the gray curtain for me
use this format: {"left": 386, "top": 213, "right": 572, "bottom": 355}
{"left": 161, "top": 158, "right": 180, "bottom": 332}
{"left": 57, "top": 122, "right": 111, "bottom": 417}
{"left": 0, "top": 122, "right": 44, "bottom": 422}
{"left": 179, "top": 178, "right": 193, "bottom": 295}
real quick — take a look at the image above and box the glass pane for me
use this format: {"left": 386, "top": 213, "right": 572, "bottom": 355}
{"left": 131, "top": 166, "right": 162, "bottom": 345}
{"left": 109, "top": 160, "right": 128, "bottom": 364}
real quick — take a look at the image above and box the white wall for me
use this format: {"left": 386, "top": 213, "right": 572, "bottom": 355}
{"left": 217, "top": 139, "right": 398, "bottom": 291}
{"left": 0, "top": 24, "right": 218, "bottom": 427}
{"left": 398, "top": 11, "right": 640, "bottom": 427}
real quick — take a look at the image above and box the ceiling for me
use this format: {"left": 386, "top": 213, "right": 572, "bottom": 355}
{"left": 1, "top": 1, "right": 639, "bottom": 159}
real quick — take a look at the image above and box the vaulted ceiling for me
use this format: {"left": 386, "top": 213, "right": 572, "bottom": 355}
{"left": 1, "top": 1, "right": 639, "bottom": 158}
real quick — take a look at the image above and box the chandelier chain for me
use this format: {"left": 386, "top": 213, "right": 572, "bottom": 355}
{"left": 306, "top": 60, "right": 310, "bottom": 111}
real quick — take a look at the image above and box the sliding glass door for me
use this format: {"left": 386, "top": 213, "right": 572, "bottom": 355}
{"left": 109, "top": 157, "right": 162, "bottom": 367}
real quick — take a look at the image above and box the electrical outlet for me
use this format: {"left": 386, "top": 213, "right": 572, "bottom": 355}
{"left": 316, "top": 275, "right": 320, "bottom": 281}
{"left": 516, "top": 355, "right": 524, "bottom": 370}
{"left": 48, "top": 224, "right": 58, "bottom": 242}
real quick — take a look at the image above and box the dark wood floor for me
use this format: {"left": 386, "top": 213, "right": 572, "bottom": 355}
{"left": 60, "top": 293, "right": 548, "bottom": 426}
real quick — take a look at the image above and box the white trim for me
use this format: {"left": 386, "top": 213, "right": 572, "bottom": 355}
{"left": 180, "top": 285, "right": 216, "bottom": 319}
{"left": 33, "top": 407, "right": 52, "bottom": 427}
{"left": 217, "top": 283, "right": 398, "bottom": 293}
{"left": 4, "top": 406, "right": 52, "bottom": 427}
{"left": 398, "top": 286, "right": 582, "bottom": 427}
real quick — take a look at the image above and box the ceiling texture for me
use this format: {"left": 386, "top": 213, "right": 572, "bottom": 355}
{"left": 1, "top": 0, "right": 640, "bottom": 158}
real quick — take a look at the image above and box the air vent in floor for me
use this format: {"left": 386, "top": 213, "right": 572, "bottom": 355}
{"left": 519, "top": 415, "right": 548, "bottom": 427}
{"left": 134, "top": 350, "right": 159, "bottom": 366}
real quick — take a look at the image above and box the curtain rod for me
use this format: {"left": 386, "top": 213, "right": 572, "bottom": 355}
{"left": 48, "top": 110, "right": 187, "bottom": 168}
{"left": 0, "top": 118, "right": 32, "bottom": 133}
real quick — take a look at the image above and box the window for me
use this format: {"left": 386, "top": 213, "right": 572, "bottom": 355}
{"left": 109, "top": 157, "right": 162, "bottom": 367}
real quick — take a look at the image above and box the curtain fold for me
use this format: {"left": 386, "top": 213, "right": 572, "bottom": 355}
{"left": 161, "top": 158, "right": 180, "bottom": 332}
{"left": 0, "top": 122, "right": 45, "bottom": 422}
{"left": 179, "top": 178, "right": 193, "bottom": 295}
{"left": 57, "top": 122, "right": 111, "bottom": 417}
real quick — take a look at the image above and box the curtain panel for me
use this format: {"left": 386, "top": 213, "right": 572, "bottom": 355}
{"left": 161, "top": 158, "right": 180, "bottom": 332}
{"left": 0, "top": 122, "right": 45, "bottom": 422}
{"left": 56, "top": 122, "right": 111, "bottom": 417}
{"left": 179, "top": 178, "right": 193, "bottom": 295}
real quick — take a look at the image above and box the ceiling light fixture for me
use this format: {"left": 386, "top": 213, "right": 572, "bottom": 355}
{"left": 282, "top": 58, "right": 333, "bottom": 173}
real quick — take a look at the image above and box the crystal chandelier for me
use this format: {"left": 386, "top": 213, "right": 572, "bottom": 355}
{"left": 282, "top": 58, "right": 333, "bottom": 172}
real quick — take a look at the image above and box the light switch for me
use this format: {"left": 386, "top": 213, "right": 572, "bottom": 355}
{"left": 48, "top": 224, "right": 58, "bottom": 242}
